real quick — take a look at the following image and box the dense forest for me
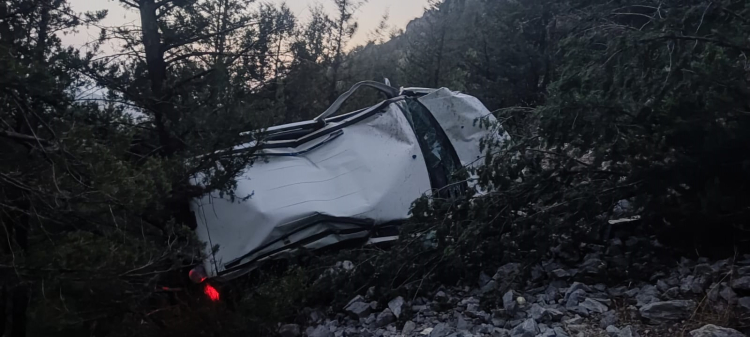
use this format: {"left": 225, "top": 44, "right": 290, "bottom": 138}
{"left": 2, "top": 0, "right": 750, "bottom": 335}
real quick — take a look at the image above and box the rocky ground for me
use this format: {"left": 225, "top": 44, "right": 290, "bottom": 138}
{"left": 276, "top": 237, "right": 750, "bottom": 337}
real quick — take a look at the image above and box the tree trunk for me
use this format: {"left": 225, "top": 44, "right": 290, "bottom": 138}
{"left": 138, "top": 0, "right": 177, "bottom": 155}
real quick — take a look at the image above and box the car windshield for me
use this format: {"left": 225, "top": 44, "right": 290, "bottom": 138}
{"left": 400, "top": 99, "right": 466, "bottom": 199}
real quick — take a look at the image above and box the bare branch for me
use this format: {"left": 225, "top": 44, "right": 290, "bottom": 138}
{"left": 119, "top": 0, "right": 140, "bottom": 9}
{"left": 641, "top": 34, "right": 750, "bottom": 52}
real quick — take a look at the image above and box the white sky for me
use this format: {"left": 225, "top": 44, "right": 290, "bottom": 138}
{"left": 61, "top": 0, "right": 428, "bottom": 53}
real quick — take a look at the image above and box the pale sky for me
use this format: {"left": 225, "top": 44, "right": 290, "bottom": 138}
{"left": 61, "top": 0, "right": 427, "bottom": 52}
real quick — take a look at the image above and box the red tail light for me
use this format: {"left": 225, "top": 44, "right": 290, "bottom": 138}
{"left": 204, "top": 284, "right": 220, "bottom": 301}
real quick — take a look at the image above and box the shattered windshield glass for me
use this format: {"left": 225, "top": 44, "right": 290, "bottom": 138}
{"left": 399, "top": 99, "right": 466, "bottom": 198}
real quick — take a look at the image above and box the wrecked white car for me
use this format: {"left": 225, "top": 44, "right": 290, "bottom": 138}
{"left": 189, "top": 82, "right": 508, "bottom": 281}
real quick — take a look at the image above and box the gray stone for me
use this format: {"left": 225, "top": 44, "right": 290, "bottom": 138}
{"left": 531, "top": 265, "right": 545, "bottom": 281}
{"left": 590, "top": 297, "right": 612, "bottom": 306}
{"left": 366, "top": 286, "right": 376, "bottom": 299}
{"left": 623, "top": 288, "right": 640, "bottom": 298}
{"left": 376, "top": 309, "right": 396, "bottom": 327}
{"left": 308, "top": 325, "right": 334, "bottom": 337}
{"left": 618, "top": 326, "right": 639, "bottom": 337}
{"left": 492, "top": 328, "right": 511, "bottom": 337}
{"left": 567, "top": 306, "right": 589, "bottom": 317}
{"left": 664, "top": 287, "right": 680, "bottom": 299}
{"left": 566, "top": 324, "right": 587, "bottom": 333}
{"left": 479, "top": 271, "right": 492, "bottom": 286}
{"left": 543, "top": 308, "right": 564, "bottom": 321}
{"left": 279, "top": 324, "right": 301, "bottom": 337}
{"left": 529, "top": 304, "right": 545, "bottom": 321}
{"left": 481, "top": 280, "right": 498, "bottom": 294}
{"left": 508, "top": 319, "right": 524, "bottom": 328}
{"left": 580, "top": 298, "right": 608, "bottom": 313}
{"left": 580, "top": 258, "right": 606, "bottom": 275}
{"left": 635, "top": 285, "right": 660, "bottom": 307}
{"left": 687, "top": 275, "right": 709, "bottom": 294}
{"left": 388, "top": 297, "right": 404, "bottom": 318}
{"left": 565, "top": 289, "right": 587, "bottom": 308}
{"left": 708, "top": 283, "right": 721, "bottom": 302}
{"left": 412, "top": 305, "right": 428, "bottom": 312}
{"left": 553, "top": 327, "right": 569, "bottom": 337}
{"left": 563, "top": 283, "right": 591, "bottom": 303}
{"left": 494, "top": 263, "right": 522, "bottom": 281}
{"left": 435, "top": 291, "right": 448, "bottom": 302}
{"left": 737, "top": 266, "right": 750, "bottom": 275}
{"left": 564, "top": 316, "right": 583, "bottom": 325}
{"left": 364, "top": 313, "right": 377, "bottom": 326}
{"left": 537, "top": 330, "right": 557, "bottom": 337}
{"left": 403, "top": 321, "right": 417, "bottom": 335}
{"left": 431, "top": 323, "right": 453, "bottom": 337}
{"left": 656, "top": 279, "right": 671, "bottom": 292}
{"left": 456, "top": 314, "right": 470, "bottom": 331}
{"left": 550, "top": 269, "right": 571, "bottom": 279}
{"left": 599, "top": 311, "right": 619, "bottom": 328}
{"left": 510, "top": 319, "right": 538, "bottom": 337}
{"left": 639, "top": 300, "right": 696, "bottom": 323}
{"left": 713, "top": 259, "right": 731, "bottom": 273}
{"left": 537, "top": 327, "right": 568, "bottom": 337}
{"left": 738, "top": 297, "right": 750, "bottom": 311}
{"left": 719, "top": 285, "right": 737, "bottom": 304}
{"left": 346, "top": 301, "right": 372, "bottom": 318}
{"left": 730, "top": 276, "right": 750, "bottom": 290}
{"left": 504, "top": 291, "right": 517, "bottom": 313}
{"left": 605, "top": 325, "right": 620, "bottom": 337}
{"left": 608, "top": 286, "right": 627, "bottom": 297}
{"left": 694, "top": 263, "right": 713, "bottom": 275}
{"left": 370, "top": 301, "right": 379, "bottom": 310}
{"left": 688, "top": 324, "right": 744, "bottom": 337}
{"left": 474, "top": 324, "right": 494, "bottom": 334}
{"left": 544, "top": 285, "right": 560, "bottom": 302}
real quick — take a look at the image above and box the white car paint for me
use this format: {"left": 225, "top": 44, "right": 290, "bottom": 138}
{"left": 190, "top": 86, "right": 507, "bottom": 279}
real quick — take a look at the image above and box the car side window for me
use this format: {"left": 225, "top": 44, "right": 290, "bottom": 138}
{"left": 400, "top": 99, "right": 466, "bottom": 198}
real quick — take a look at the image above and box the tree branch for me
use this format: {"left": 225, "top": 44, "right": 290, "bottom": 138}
{"left": 0, "top": 130, "right": 53, "bottom": 146}
{"left": 642, "top": 34, "right": 750, "bottom": 52}
{"left": 161, "top": 20, "right": 257, "bottom": 52}
{"left": 119, "top": 0, "right": 140, "bottom": 9}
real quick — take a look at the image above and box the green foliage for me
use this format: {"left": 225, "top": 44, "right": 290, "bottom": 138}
{"left": 4, "top": 0, "right": 750, "bottom": 335}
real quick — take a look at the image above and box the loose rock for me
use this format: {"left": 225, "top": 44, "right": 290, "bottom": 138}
{"left": 345, "top": 301, "right": 372, "bottom": 318}
{"left": 688, "top": 324, "right": 744, "bottom": 337}
{"left": 279, "top": 324, "right": 301, "bottom": 337}
{"left": 618, "top": 325, "right": 640, "bottom": 337}
{"left": 509, "top": 318, "right": 538, "bottom": 337}
{"left": 403, "top": 321, "right": 416, "bottom": 335}
{"left": 493, "top": 263, "right": 521, "bottom": 281}
{"left": 431, "top": 323, "right": 453, "bottom": 337}
{"left": 580, "top": 298, "right": 608, "bottom": 313}
{"left": 503, "top": 290, "right": 517, "bottom": 314}
{"left": 639, "top": 300, "right": 696, "bottom": 323}
{"left": 599, "top": 311, "right": 619, "bottom": 328}
{"left": 730, "top": 276, "right": 750, "bottom": 290}
{"left": 605, "top": 325, "right": 620, "bottom": 337}
{"left": 635, "top": 285, "right": 660, "bottom": 307}
{"left": 308, "top": 325, "right": 334, "bottom": 337}
{"left": 388, "top": 297, "right": 404, "bottom": 318}
{"left": 738, "top": 297, "right": 750, "bottom": 311}
{"left": 375, "top": 309, "right": 395, "bottom": 327}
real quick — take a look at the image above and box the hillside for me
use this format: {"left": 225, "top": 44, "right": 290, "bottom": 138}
{"left": 2, "top": 0, "right": 750, "bottom": 336}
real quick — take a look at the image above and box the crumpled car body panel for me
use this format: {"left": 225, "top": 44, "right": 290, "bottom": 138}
{"left": 190, "top": 88, "right": 506, "bottom": 279}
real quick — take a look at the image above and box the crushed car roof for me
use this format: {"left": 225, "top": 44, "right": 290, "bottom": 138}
{"left": 190, "top": 83, "right": 508, "bottom": 280}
